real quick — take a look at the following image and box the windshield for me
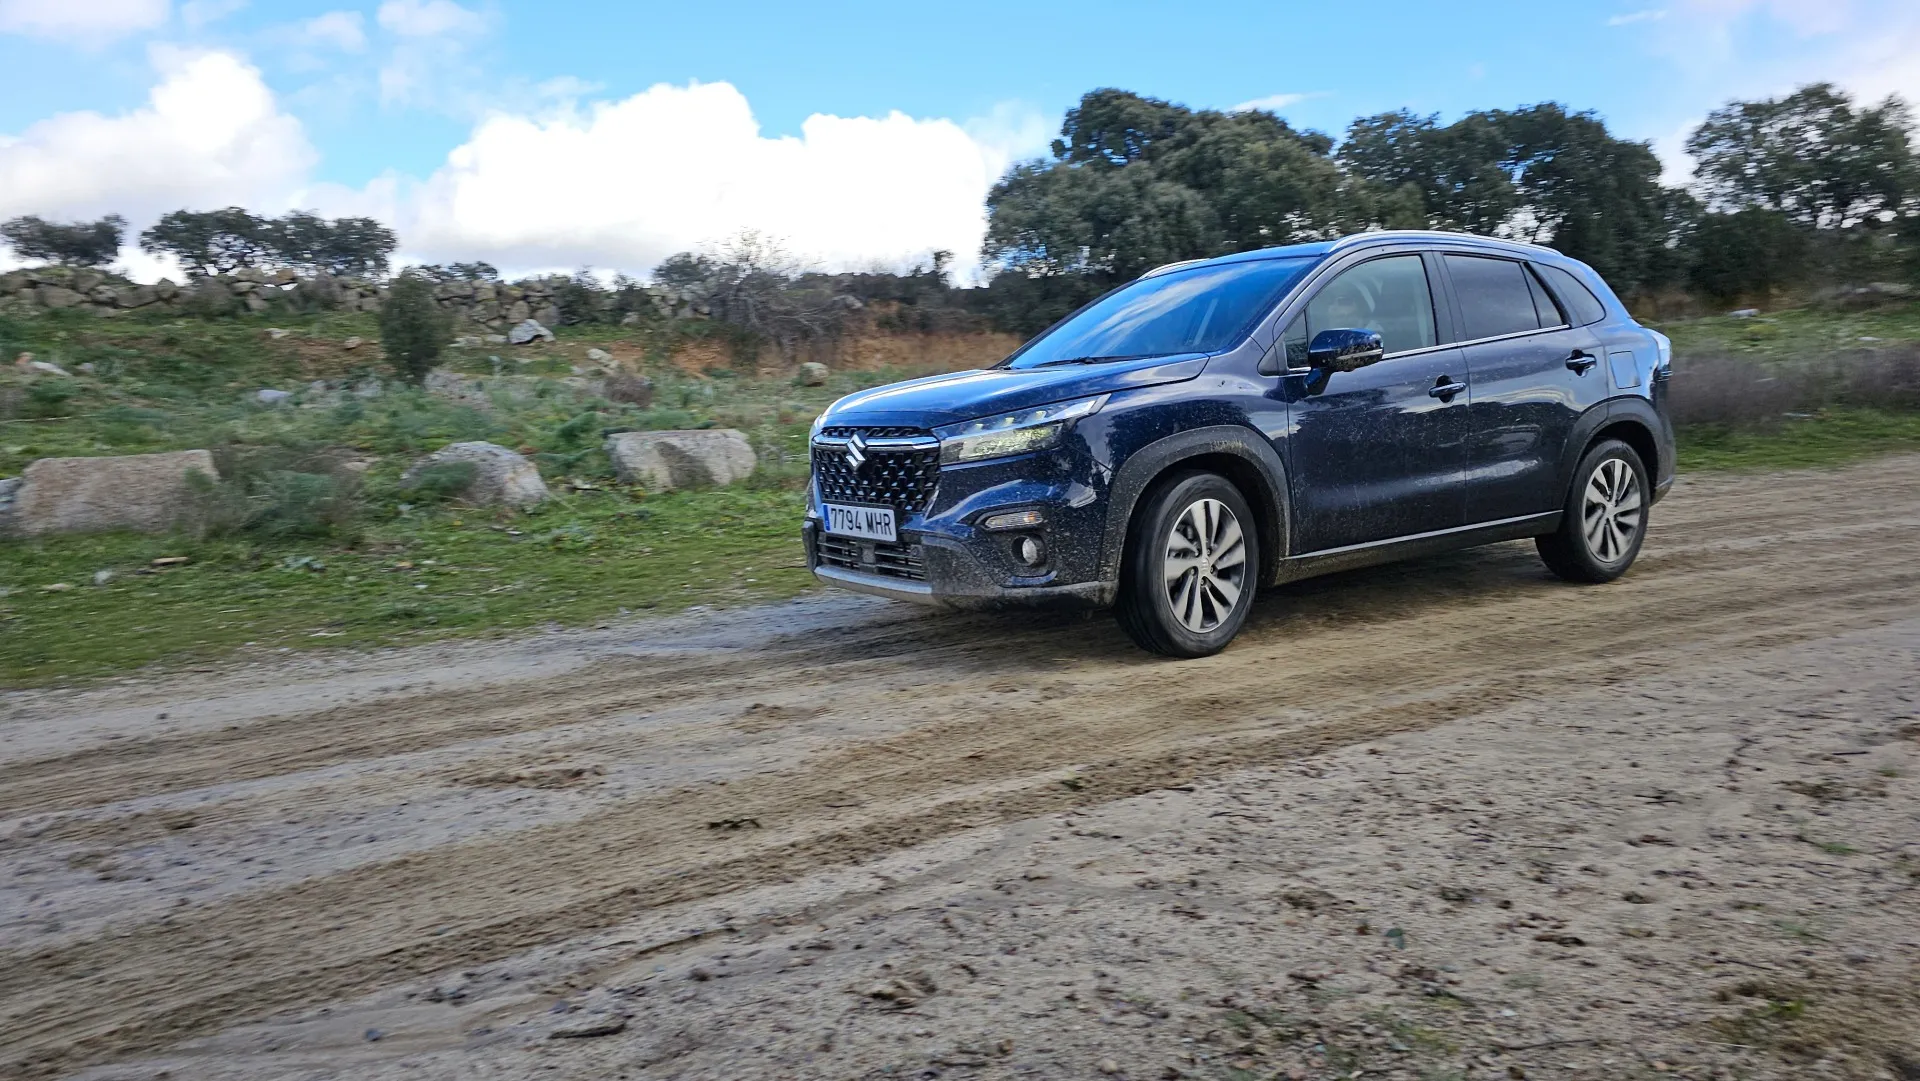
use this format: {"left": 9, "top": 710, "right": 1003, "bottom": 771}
{"left": 1003, "top": 256, "right": 1317, "bottom": 369}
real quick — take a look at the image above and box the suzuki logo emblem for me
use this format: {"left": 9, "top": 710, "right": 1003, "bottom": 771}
{"left": 844, "top": 432, "right": 869, "bottom": 472}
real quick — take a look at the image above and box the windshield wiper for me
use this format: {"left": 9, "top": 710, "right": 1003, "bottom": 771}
{"left": 1027, "top": 352, "right": 1166, "bottom": 368}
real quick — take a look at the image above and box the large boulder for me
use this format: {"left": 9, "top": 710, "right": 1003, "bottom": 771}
{"left": 0, "top": 451, "right": 217, "bottom": 537}
{"left": 401, "top": 442, "right": 548, "bottom": 507}
{"left": 605, "top": 429, "right": 756, "bottom": 491}
{"left": 508, "top": 318, "right": 554, "bottom": 345}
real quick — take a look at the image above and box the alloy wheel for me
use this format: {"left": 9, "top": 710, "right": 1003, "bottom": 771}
{"left": 1162, "top": 497, "right": 1248, "bottom": 633}
{"left": 1582, "top": 457, "right": 1643, "bottom": 564}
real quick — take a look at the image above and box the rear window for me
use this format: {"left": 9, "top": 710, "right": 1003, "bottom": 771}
{"left": 1535, "top": 264, "right": 1608, "bottom": 326}
{"left": 1446, "top": 254, "right": 1545, "bottom": 340}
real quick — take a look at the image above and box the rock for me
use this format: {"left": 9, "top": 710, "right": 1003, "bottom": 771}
{"left": 1098, "top": 1059, "right": 1121, "bottom": 1075}
{"left": 505, "top": 299, "right": 532, "bottom": 323}
{"left": 243, "top": 295, "right": 270, "bottom": 314}
{"left": 13, "top": 352, "right": 33, "bottom": 368}
{"left": 549, "top": 1017, "right": 627, "bottom": 1039}
{"left": 72, "top": 269, "right": 104, "bottom": 293}
{"left": 36, "top": 285, "right": 84, "bottom": 309}
{"left": 27, "top": 360, "right": 70, "bottom": 377}
{"left": 508, "top": 319, "right": 554, "bottom": 345}
{"left": 796, "top": 361, "right": 829, "bottom": 386}
{"left": 76, "top": 362, "right": 95, "bottom": 374}
{"left": 267, "top": 328, "right": 290, "bottom": 339}
{"left": 255, "top": 389, "right": 292, "bottom": 405}
{"left": 424, "top": 369, "right": 489, "bottom": 407}
{"left": 604, "top": 372, "right": 654, "bottom": 407}
{"left": 0, "top": 450, "right": 218, "bottom": 538}
{"left": 401, "top": 442, "right": 549, "bottom": 507}
{"left": 605, "top": 429, "right": 757, "bottom": 491}
{"left": 485, "top": 334, "right": 508, "bottom": 344}
{"left": 92, "top": 569, "right": 114, "bottom": 586}
{"left": 1729, "top": 308, "right": 1760, "bottom": 318}
{"left": 153, "top": 278, "right": 178, "bottom": 301}
{"left": 343, "top": 336, "right": 364, "bottom": 350}
{"left": 585, "top": 347, "right": 613, "bottom": 366}
{"left": 115, "top": 285, "right": 158, "bottom": 309}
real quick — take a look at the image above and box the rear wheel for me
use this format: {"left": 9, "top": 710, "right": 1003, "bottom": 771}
{"left": 1536, "top": 438, "right": 1649, "bottom": 583}
{"left": 1116, "top": 472, "right": 1259, "bottom": 657}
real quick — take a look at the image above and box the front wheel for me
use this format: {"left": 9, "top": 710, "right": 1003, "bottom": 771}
{"left": 1536, "top": 438, "right": 1649, "bottom": 583}
{"left": 1116, "top": 472, "right": 1260, "bottom": 658}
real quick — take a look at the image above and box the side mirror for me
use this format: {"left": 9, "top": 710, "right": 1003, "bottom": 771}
{"left": 1308, "top": 328, "right": 1385, "bottom": 373}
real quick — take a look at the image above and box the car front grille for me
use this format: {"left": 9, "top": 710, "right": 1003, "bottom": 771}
{"left": 811, "top": 429, "right": 940, "bottom": 515}
{"left": 815, "top": 533, "right": 927, "bottom": 582}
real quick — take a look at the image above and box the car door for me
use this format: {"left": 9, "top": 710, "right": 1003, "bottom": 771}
{"left": 1277, "top": 252, "right": 1471, "bottom": 553}
{"left": 1440, "top": 253, "right": 1608, "bottom": 524}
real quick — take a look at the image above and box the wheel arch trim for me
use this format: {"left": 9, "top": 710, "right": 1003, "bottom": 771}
{"left": 1097, "top": 425, "right": 1290, "bottom": 588}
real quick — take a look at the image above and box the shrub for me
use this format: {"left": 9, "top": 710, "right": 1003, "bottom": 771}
{"left": 378, "top": 272, "right": 451, "bottom": 384}
{"left": 404, "top": 460, "right": 478, "bottom": 502}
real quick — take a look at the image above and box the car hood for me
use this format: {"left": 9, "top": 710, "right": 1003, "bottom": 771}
{"left": 821, "top": 353, "right": 1210, "bottom": 429}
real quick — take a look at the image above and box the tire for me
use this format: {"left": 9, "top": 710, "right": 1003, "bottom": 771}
{"left": 1536, "top": 438, "right": 1650, "bottom": 583}
{"left": 1115, "top": 471, "right": 1260, "bottom": 657}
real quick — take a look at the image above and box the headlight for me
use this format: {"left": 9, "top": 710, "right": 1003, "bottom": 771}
{"left": 935, "top": 395, "right": 1108, "bottom": 465}
{"left": 1650, "top": 330, "right": 1672, "bottom": 373}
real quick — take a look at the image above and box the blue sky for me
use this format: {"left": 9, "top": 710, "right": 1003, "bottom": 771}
{"left": 1, "top": 0, "right": 1915, "bottom": 278}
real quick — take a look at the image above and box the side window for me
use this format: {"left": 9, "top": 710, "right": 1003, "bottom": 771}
{"left": 1535, "top": 264, "right": 1608, "bottom": 326}
{"left": 1446, "top": 254, "right": 1544, "bottom": 340}
{"left": 1281, "top": 313, "right": 1308, "bottom": 368}
{"left": 1303, "top": 255, "right": 1437, "bottom": 357}
{"left": 1524, "top": 266, "right": 1565, "bottom": 327}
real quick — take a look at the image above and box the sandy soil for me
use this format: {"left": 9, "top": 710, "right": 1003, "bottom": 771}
{"left": 3, "top": 456, "right": 1918, "bottom": 1081}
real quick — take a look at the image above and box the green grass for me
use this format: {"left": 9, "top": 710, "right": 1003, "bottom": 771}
{"left": 0, "top": 486, "right": 815, "bottom": 686}
{"left": 1652, "top": 299, "right": 1920, "bottom": 361}
{"left": 1675, "top": 408, "right": 1920, "bottom": 471}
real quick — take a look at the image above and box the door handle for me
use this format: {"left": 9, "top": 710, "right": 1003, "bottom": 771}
{"left": 1566, "top": 351, "right": 1599, "bottom": 374}
{"left": 1428, "top": 378, "right": 1468, "bottom": 401}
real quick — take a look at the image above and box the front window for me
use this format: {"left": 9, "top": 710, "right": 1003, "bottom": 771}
{"left": 1003, "top": 257, "right": 1317, "bottom": 369}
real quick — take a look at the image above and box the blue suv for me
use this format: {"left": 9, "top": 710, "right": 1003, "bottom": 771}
{"left": 804, "top": 231, "right": 1674, "bottom": 656}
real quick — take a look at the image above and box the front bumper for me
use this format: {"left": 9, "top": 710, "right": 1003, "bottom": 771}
{"left": 803, "top": 518, "right": 1115, "bottom": 610}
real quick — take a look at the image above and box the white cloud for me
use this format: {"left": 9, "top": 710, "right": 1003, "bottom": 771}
{"left": 1228, "top": 92, "right": 1319, "bottom": 114}
{"left": 335, "top": 81, "right": 1013, "bottom": 280}
{"left": 180, "top": 0, "right": 246, "bottom": 29}
{"left": 376, "top": 0, "right": 487, "bottom": 38}
{"left": 1606, "top": 8, "right": 1668, "bottom": 25}
{"left": 0, "top": 47, "right": 315, "bottom": 228}
{"left": 300, "top": 10, "right": 367, "bottom": 52}
{"left": 0, "top": 0, "right": 168, "bottom": 42}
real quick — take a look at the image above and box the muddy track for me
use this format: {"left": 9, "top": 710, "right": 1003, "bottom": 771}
{"left": 4, "top": 456, "right": 1920, "bottom": 1079}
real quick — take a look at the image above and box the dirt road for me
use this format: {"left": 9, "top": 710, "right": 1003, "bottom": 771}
{"left": 3, "top": 457, "right": 1918, "bottom": 1080}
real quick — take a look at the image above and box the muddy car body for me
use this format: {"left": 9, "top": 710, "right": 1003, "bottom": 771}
{"left": 804, "top": 230, "right": 1675, "bottom": 655}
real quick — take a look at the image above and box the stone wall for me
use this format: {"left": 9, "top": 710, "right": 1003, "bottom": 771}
{"left": 0, "top": 266, "right": 708, "bottom": 330}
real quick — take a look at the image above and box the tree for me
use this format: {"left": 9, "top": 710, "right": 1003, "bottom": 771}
{"left": 140, "top": 207, "right": 398, "bottom": 278}
{"left": 1688, "top": 209, "right": 1808, "bottom": 300}
{"left": 270, "top": 212, "right": 397, "bottom": 278}
{"left": 377, "top": 271, "right": 450, "bottom": 384}
{"left": 140, "top": 208, "right": 277, "bottom": 276}
{"left": 1686, "top": 83, "right": 1915, "bottom": 230}
{"left": 0, "top": 214, "right": 126, "bottom": 267}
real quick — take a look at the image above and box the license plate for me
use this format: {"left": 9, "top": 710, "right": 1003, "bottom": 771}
{"left": 821, "top": 503, "right": 897, "bottom": 542}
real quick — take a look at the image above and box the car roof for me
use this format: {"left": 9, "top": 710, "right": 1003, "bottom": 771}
{"left": 1140, "top": 230, "right": 1563, "bottom": 278}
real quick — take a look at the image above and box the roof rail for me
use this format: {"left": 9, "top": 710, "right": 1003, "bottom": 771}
{"left": 1140, "top": 258, "right": 1206, "bottom": 279}
{"left": 1327, "top": 229, "right": 1558, "bottom": 254}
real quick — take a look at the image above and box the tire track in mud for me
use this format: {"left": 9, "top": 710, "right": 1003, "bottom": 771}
{"left": 5, "top": 456, "right": 1920, "bottom": 1078}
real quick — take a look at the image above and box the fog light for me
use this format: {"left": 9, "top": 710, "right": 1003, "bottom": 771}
{"left": 983, "top": 508, "right": 1046, "bottom": 531}
{"left": 1016, "top": 535, "right": 1047, "bottom": 567}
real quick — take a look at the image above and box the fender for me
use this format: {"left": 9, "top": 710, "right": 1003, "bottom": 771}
{"left": 1096, "top": 424, "right": 1291, "bottom": 588}
{"left": 1552, "top": 397, "right": 1670, "bottom": 505}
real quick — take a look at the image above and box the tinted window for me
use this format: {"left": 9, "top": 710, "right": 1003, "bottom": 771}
{"left": 1524, "top": 266, "right": 1564, "bottom": 327}
{"left": 1304, "top": 255, "right": 1436, "bottom": 356}
{"left": 1447, "top": 255, "right": 1543, "bottom": 340}
{"left": 1536, "top": 264, "right": 1608, "bottom": 326}
{"left": 1005, "top": 257, "right": 1316, "bottom": 369}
